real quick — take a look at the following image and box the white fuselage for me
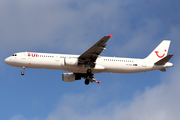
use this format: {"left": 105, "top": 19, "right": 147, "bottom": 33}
{"left": 4, "top": 52, "right": 173, "bottom": 74}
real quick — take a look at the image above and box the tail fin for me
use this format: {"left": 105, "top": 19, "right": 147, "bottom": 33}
{"left": 145, "top": 40, "right": 171, "bottom": 63}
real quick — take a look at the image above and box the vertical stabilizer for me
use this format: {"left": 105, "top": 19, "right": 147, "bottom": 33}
{"left": 145, "top": 40, "right": 171, "bottom": 63}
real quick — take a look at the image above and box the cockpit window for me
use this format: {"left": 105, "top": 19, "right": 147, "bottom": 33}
{"left": 12, "top": 54, "right": 17, "bottom": 56}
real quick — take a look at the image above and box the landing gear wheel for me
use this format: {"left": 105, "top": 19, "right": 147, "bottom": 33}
{"left": 85, "top": 79, "right": 89, "bottom": 85}
{"left": 87, "top": 69, "right": 92, "bottom": 75}
{"left": 21, "top": 66, "right": 25, "bottom": 76}
{"left": 21, "top": 72, "right": 24, "bottom": 76}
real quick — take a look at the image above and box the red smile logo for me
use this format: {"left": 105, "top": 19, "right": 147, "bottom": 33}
{"left": 155, "top": 50, "right": 166, "bottom": 58}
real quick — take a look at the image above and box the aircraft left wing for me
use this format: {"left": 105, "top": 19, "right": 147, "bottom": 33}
{"left": 78, "top": 34, "right": 113, "bottom": 67}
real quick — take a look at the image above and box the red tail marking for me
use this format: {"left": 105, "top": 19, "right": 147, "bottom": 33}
{"left": 155, "top": 50, "right": 166, "bottom": 58}
{"left": 98, "top": 81, "right": 101, "bottom": 84}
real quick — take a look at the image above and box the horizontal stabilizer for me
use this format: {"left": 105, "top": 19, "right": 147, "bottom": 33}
{"left": 155, "top": 54, "right": 173, "bottom": 65}
{"left": 159, "top": 68, "right": 166, "bottom": 72}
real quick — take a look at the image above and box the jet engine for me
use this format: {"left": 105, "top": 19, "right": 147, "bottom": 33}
{"left": 64, "top": 58, "right": 78, "bottom": 66}
{"left": 62, "top": 73, "right": 81, "bottom": 82}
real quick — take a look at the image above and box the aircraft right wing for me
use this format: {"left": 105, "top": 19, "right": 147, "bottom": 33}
{"left": 78, "top": 34, "right": 113, "bottom": 67}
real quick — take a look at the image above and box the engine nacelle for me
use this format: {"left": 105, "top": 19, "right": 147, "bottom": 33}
{"left": 62, "top": 73, "right": 81, "bottom": 82}
{"left": 64, "top": 58, "right": 78, "bottom": 66}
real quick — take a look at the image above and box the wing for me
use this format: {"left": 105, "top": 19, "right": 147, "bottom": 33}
{"left": 78, "top": 34, "right": 113, "bottom": 67}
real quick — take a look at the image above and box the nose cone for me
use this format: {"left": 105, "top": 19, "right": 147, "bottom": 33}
{"left": 4, "top": 58, "right": 8, "bottom": 64}
{"left": 4, "top": 57, "right": 11, "bottom": 65}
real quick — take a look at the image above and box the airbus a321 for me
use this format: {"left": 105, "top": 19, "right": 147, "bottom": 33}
{"left": 4, "top": 34, "right": 173, "bottom": 85}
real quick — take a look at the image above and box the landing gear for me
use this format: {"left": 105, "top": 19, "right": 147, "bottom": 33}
{"left": 84, "top": 69, "right": 91, "bottom": 85}
{"left": 21, "top": 72, "right": 24, "bottom": 75}
{"left": 84, "top": 75, "right": 101, "bottom": 85}
{"left": 21, "top": 66, "right": 25, "bottom": 76}
{"left": 87, "top": 69, "right": 92, "bottom": 75}
{"left": 84, "top": 79, "right": 89, "bottom": 85}
{"left": 83, "top": 68, "right": 100, "bottom": 85}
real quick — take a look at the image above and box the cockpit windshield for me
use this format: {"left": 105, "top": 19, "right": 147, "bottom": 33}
{"left": 12, "top": 54, "right": 17, "bottom": 56}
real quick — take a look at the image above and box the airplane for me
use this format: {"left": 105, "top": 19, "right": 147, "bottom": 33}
{"left": 4, "top": 34, "right": 173, "bottom": 85}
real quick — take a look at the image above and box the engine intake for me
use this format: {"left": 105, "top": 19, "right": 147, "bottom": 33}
{"left": 62, "top": 73, "right": 81, "bottom": 82}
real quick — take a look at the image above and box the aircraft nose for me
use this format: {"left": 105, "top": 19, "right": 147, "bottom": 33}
{"left": 4, "top": 57, "right": 10, "bottom": 64}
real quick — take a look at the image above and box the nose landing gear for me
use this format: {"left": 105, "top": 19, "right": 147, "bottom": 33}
{"left": 21, "top": 67, "right": 25, "bottom": 75}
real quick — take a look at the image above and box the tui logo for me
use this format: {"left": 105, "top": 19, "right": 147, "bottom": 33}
{"left": 155, "top": 50, "right": 166, "bottom": 58}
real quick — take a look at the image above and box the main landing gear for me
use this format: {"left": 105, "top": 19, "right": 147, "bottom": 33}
{"left": 21, "top": 66, "right": 25, "bottom": 75}
{"left": 84, "top": 69, "right": 92, "bottom": 85}
{"left": 85, "top": 78, "right": 90, "bottom": 85}
{"left": 84, "top": 69, "right": 101, "bottom": 85}
{"left": 87, "top": 69, "right": 92, "bottom": 75}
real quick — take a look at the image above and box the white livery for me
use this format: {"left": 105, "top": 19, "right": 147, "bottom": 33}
{"left": 4, "top": 34, "right": 173, "bottom": 85}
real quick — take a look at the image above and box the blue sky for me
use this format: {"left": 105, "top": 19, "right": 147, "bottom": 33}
{"left": 0, "top": 0, "right": 180, "bottom": 120}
